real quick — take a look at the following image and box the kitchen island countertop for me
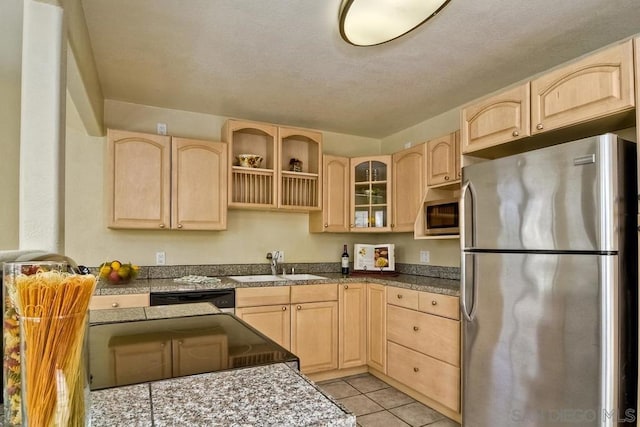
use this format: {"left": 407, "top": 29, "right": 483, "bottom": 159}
{"left": 95, "top": 272, "right": 459, "bottom": 296}
{"left": 90, "top": 362, "right": 354, "bottom": 426}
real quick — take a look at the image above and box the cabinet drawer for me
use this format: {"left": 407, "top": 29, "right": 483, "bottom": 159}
{"left": 290, "top": 284, "right": 337, "bottom": 303}
{"left": 90, "top": 293, "right": 150, "bottom": 310}
{"left": 387, "top": 305, "right": 460, "bottom": 366}
{"left": 418, "top": 292, "right": 460, "bottom": 320}
{"left": 386, "top": 287, "right": 419, "bottom": 310}
{"left": 236, "top": 286, "right": 290, "bottom": 307}
{"left": 388, "top": 341, "right": 460, "bottom": 412}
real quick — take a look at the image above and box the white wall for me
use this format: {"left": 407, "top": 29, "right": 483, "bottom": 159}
{"left": 0, "top": 0, "right": 23, "bottom": 250}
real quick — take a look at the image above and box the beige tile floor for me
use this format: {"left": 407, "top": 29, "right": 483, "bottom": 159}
{"left": 318, "top": 373, "right": 461, "bottom": 427}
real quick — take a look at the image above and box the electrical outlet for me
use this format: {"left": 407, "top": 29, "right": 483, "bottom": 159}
{"left": 420, "top": 250, "right": 430, "bottom": 263}
{"left": 157, "top": 123, "right": 167, "bottom": 135}
{"left": 156, "top": 251, "right": 166, "bottom": 265}
{"left": 273, "top": 251, "right": 284, "bottom": 263}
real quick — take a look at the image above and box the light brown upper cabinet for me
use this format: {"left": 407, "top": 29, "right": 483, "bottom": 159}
{"left": 392, "top": 144, "right": 426, "bottom": 232}
{"left": 223, "top": 119, "right": 322, "bottom": 211}
{"left": 309, "top": 155, "right": 350, "bottom": 233}
{"left": 461, "top": 83, "right": 531, "bottom": 155}
{"left": 223, "top": 120, "right": 278, "bottom": 209}
{"left": 350, "top": 156, "right": 392, "bottom": 232}
{"left": 107, "top": 129, "right": 227, "bottom": 230}
{"left": 171, "top": 138, "right": 227, "bottom": 230}
{"left": 278, "top": 127, "right": 322, "bottom": 211}
{"left": 531, "top": 40, "right": 635, "bottom": 134}
{"left": 427, "top": 132, "right": 461, "bottom": 187}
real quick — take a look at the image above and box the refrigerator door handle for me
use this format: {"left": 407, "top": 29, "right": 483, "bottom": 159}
{"left": 460, "top": 180, "right": 475, "bottom": 249}
{"left": 460, "top": 253, "right": 478, "bottom": 322}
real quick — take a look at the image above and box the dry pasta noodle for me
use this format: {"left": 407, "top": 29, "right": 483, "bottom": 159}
{"left": 14, "top": 271, "right": 96, "bottom": 427}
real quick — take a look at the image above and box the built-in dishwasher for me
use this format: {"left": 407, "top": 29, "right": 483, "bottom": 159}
{"left": 149, "top": 289, "right": 235, "bottom": 313}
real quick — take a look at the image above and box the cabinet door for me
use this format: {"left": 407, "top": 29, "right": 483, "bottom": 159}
{"left": 223, "top": 119, "right": 278, "bottom": 208}
{"left": 291, "top": 301, "right": 338, "bottom": 374}
{"left": 338, "top": 283, "right": 367, "bottom": 369}
{"left": 109, "top": 336, "right": 172, "bottom": 386}
{"left": 461, "top": 83, "right": 530, "bottom": 155}
{"left": 350, "top": 156, "right": 392, "bottom": 232}
{"left": 107, "top": 129, "right": 171, "bottom": 229}
{"left": 531, "top": 40, "right": 634, "bottom": 134}
{"left": 278, "top": 127, "right": 323, "bottom": 211}
{"left": 392, "top": 144, "right": 426, "bottom": 232}
{"left": 172, "top": 332, "right": 229, "bottom": 377}
{"left": 427, "top": 134, "right": 455, "bottom": 187}
{"left": 453, "top": 131, "right": 461, "bottom": 182}
{"left": 236, "top": 305, "right": 291, "bottom": 350}
{"left": 309, "top": 155, "right": 350, "bottom": 232}
{"left": 366, "top": 283, "right": 387, "bottom": 373}
{"left": 171, "top": 138, "right": 227, "bottom": 230}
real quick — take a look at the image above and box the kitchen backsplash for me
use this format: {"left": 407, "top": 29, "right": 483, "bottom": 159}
{"left": 93, "top": 263, "right": 460, "bottom": 281}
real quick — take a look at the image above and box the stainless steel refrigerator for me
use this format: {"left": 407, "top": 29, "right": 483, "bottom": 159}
{"left": 461, "top": 134, "right": 637, "bottom": 426}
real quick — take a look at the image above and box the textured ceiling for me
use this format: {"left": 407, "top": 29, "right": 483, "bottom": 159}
{"left": 81, "top": 0, "right": 640, "bottom": 138}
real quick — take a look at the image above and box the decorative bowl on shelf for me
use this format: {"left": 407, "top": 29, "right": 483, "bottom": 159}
{"left": 236, "top": 154, "right": 263, "bottom": 168}
{"left": 98, "top": 260, "right": 139, "bottom": 285}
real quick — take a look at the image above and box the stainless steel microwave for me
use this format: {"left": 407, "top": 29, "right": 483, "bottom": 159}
{"left": 424, "top": 198, "right": 459, "bottom": 235}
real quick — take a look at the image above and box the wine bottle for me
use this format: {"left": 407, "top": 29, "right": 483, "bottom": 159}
{"left": 341, "top": 244, "right": 350, "bottom": 277}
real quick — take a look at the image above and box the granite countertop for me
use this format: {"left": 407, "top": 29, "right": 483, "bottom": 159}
{"left": 94, "top": 273, "right": 460, "bottom": 296}
{"left": 90, "top": 363, "right": 355, "bottom": 426}
{"left": 89, "top": 302, "right": 221, "bottom": 324}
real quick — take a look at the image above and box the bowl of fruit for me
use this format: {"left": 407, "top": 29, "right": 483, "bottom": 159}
{"left": 98, "top": 260, "right": 139, "bottom": 285}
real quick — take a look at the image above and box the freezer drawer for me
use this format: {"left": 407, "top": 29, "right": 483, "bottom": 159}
{"left": 462, "top": 252, "right": 636, "bottom": 427}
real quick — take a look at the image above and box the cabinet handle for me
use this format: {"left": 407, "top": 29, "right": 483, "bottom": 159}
{"left": 536, "top": 123, "right": 544, "bottom": 130}
{"left": 391, "top": 224, "right": 395, "bottom": 228}
{"left": 282, "top": 306, "right": 287, "bottom": 311}
{"left": 397, "top": 294, "right": 403, "bottom": 299}
{"left": 444, "top": 175, "right": 450, "bottom": 181}
{"left": 344, "top": 285, "right": 349, "bottom": 290}
{"left": 431, "top": 300, "right": 437, "bottom": 306}
{"left": 177, "top": 223, "right": 183, "bottom": 229}
{"left": 350, "top": 224, "right": 354, "bottom": 227}
{"left": 297, "top": 305, "right": 302, "bottom": 310}
{"left": 413, "top": 326, "right": 419, "bottom": 332}
{"left": 512, "top": 130, "right": 519, "bottom": 137}
{"left": 413, "top": 367, "right": 420, "bottom": 373}
{"left": 159, "top": 223, "right": 165, "bottom": 228}
{"left": 178, "top": 340, "right": 183, "bottom": 345}
{"left": 457, "top": 171, "right": 462, "bottom": 178}
{"left": 111, "top": 302, "right": 119, "bottom": 308}
{"left": 160, "top": 343, "right": 165, "bottom": 347}
{"left": 324, "top": 224, "right": 328, "bottom": 228}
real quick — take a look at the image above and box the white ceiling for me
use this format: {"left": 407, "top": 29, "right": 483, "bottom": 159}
{"left": 81, "top": 0, "right": 640, "bottom": 138}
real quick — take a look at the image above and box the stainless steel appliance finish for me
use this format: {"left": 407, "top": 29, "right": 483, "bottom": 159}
{"left": 461, "top": 134, "right": 637, "bottom": 426}
{"left": 424, "top": 198, "right": 459, "bottom": 235}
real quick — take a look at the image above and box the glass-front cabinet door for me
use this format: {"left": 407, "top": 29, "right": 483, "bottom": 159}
{"left": 350, "top": 156, "right": 392, "bottom": 232}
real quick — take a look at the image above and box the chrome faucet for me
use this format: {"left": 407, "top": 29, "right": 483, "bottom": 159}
{"left": 267, "top": 251, "right": 280, "bottom": 275}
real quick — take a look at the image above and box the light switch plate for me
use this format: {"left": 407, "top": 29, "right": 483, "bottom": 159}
{"left": 156, "top": 251, "right": 166, "bottom": 265}
{"left": 420, "top": 250, "right": 430, "bottom": 263}
{"left": 273, "top": 251, "right": 284, "bottom": 263}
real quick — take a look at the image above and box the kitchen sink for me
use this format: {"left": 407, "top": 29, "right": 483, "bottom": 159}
{"left": 280, "top": 274, "right": 327, "bottom": 280}
{"left": 228, "top": 275, "right": 287, "bottom": 283}
{"left": 228, "top": 274, "right": 327, "bottom": 282}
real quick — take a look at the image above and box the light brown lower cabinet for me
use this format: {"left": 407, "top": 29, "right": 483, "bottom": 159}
{"left": 235, "top": 304, "right": 291, "bottom": 350}
{"left": 236, "top": 284, "right": 339, "bottom": 374}
{"left": 366, "top": 283, "right": 387, "bottom": 373}
{"left": 291, "top": 300, "right": 338, "bottom": 373}
{"left": 387, "top": 341, "right": 460, "bottom": 412}
{"left": 338, "top": 283, "right": 367, "bottom": 369}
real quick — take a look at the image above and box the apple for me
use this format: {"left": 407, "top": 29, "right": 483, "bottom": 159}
{"left": 108, "top": 270, "right": 121, "bottom": 283}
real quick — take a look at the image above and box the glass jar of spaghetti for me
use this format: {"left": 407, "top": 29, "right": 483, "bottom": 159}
{"left": 2, "top": 262, "right": 67, "bottom": 427}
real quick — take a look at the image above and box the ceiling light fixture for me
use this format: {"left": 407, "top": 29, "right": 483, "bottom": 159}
{"left": 339, "top": 0, "right": 451, "bottom": 46}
